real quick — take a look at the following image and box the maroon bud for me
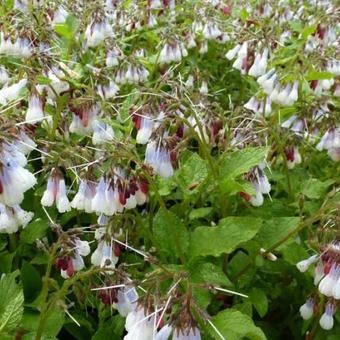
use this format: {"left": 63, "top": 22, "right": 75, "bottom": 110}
{"left": 170, "top": 150, "right": 177, "bottom": 163}
{"left": 221, "top": 5, "right": 231, "bottom": 15}
{"left": 132, "top": 114, "right": 141, "bottom": 129}
{"left": 139, "top": 181, "right": 149, "bottom": 194}
{"left": 240, "top": 191, "right": 252, "bottom": 201}
{"left": 56, "top": 257, "right": 69, "bottom": 271}
{"left": 66, "top": 257, "right": 75, "bottom": 277}
{"left": 176, "top": 125, "right": 184, "bottom": 138}
{"left": 324, "top": 262, "right": 332, "bottom": 275}
{"left": 284, "top": 147, "right": 295, "bottom": 162}
{"left": 316, "top": 24, "right": 326, "bottom": 40}
{"left": 114, "top": 244, "right": 121, "bottom": 257}
{"left": 310, "top": 80, "right": 318, "bottom": 90}
{"left": 119, "top": 189, "right": 127, "bottom": 205}
{"left": 129, "top": 182, "right": 138, "bottom": 195}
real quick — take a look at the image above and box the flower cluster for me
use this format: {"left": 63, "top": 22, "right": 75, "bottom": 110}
{"left": 297, "top": 241, "right": 340, "bottom": 330}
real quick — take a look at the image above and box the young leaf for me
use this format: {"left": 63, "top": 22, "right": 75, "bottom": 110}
{"left": 0, "top": 272, "right": 24, "bottom": 335}
{"left": 249, "top": 288, "right": 268, "bottom": 317}
{"left": 189, "top": 217, "right": 262, "bottom": 259}
{"left": 219, "top": 147, "right": 269, "bottom": 180}
{"left": 257, "top": 217, "right": 300, "bottom": 250}
{"left": 211, "top": 309, "right": 266, "bottom": 340}
{"left": 153, "top": 208, "right": 189, "bottom": 261}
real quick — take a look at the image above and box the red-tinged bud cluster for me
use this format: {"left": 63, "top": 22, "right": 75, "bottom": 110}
{"left": 240, "top": 191, "right": 252, "bottom": 201}
{"left": 98, "top": 289, "right": 118, "bottom": 305}
{"left": 285, "top": 146, "right": 295, "bottom": 162}
{"left": 310, "top": 80, "right": 318, "bottom": 90}
{"left": 56, "top": 256, "right": 74, "bottom": 277}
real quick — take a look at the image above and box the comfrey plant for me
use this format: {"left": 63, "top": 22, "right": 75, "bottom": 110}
{"left": 0, "top": 0, "right": 338, "bottom": 339}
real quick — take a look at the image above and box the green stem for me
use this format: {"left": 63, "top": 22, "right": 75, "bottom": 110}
{"left": 35, "top": 241, "right": 60, "bottom": 340}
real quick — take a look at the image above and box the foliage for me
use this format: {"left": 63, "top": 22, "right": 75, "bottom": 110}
{"left": 0, "top": 0, "right": 339, "bottom": 340}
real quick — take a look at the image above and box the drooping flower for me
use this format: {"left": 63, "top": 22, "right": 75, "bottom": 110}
{"left": 299, "top": 298, "right": 315, "bottom": 320}
{"left": 145, "top": 140, "right": 174, "bottom": 178}
{"left": 320, "top": 303, "right": 336, "bottom": 330}
{"left": 0, "top": 203, "right": 33, "bottom": 233}
{"left": 92, "top": 120, "right": 115, "bottom": 145}
{"left": 0, "top": 79, "right": 27, "bottom": 105}
{"left": 71, "top": 180, "right": 96, "bottom": 213}
{"left": 25, "top": 94, "right": 44, "bottom": 123}
{"left": 0, "top": 154, "right": 36, "bottom": 207}
{"left": 124, "top": 305, "right": 155, "bottom": 340}
{"left": 85, "top": 20, "right": 113, "bottom": 48}
{"left": 69, "top": 104, "right": 99, "bottom": 135}
{"left": 91, "top": 239, "right": 119, "bottom": 270}
{"left": 285, "top": 146, "right": 302, "bottom": 169}
{"left": 41, "top": 170, "right": 71, "bottom": 213}
{"left": 159, "top": 40, "right": 188, "bottom": 64}
{"left": 57, "top": 238, "right": 90, "bottom": 279}
{"left": 316, "top": 128, "right": 340, "bottom": 161}
{"left": 97, "top": 80, "right": 119, "bottom": 99}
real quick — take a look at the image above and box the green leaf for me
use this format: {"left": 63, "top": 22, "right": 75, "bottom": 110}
{"left": 54, "top": 15, "right": 79, "bottom": 39}
{"left": 189, "top": 207, "right": 213, "bottom": 220}
{"left": 20, "top": 218, "right": 49, "bottom": 244}
{"left": 21, "top": 262, "right": 43, "bottom": 303}
{"left": 220, "top": 179, "right": 256, "bottom": 196}
{"left": 302, "top": 25, "right": 316, "bottom": 40}
{"left": 92, "top": 315, "right": 125, "bottom": 340}
{"left": 305, "top": 71, "right": 335, "bottom": 81}
{"left": 189, "top": 260, "right": 232, "bottom": 287}
{"left": 281, "top": 242, "right": 309, "bottom": 265}
{"left": 0, "top": 272, "right": 24, "bottom": 335}
{"left": 189, "top": 217, "right": 262, "bottom": 259}
{"left": 211, "top": 309, "right": 266, "bottom": 340}
{"left": 43, "top": 306, "right": 65, "bottom": 337}
{"left": 220, "top": 147, "right": 269, "bottom": 180}
{"left": 0, "top": 252, "right": 15, "bottom": 273}
{"left": 301, "top": 178, "right": 334, "bottom": 199}
{"left": 153, "top": 208, "right": 189, "bottom": 260}
{"left": 249, "top": 288, "right": 268, "bottom": 317}
{"left": 257, "top": 217, "right": 300, "bottom": 250}
{"left": 176, "top": 152, "right": 208, "bottom": 195}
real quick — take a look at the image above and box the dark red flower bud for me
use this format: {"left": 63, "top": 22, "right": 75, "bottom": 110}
{"left": 114, "top": 244, "right": 121, "bottom": 257}
{"left": 66, "top": 257, "right": 75, "bottom": 277}
{"left": 285, "top": 147, "right": 295, "bottom": 162}
{"left": 139, "top": 181, "right": 149, "bottom": 194}
{"left": 56, "top": 257, "right": 69, "bottom": 271}
{"left": 240, "top": 191, "right": 251, "bottom": 201}
{"left": 310, "top": 80, "right": 318, "bottom": 90}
